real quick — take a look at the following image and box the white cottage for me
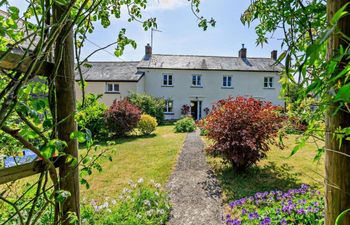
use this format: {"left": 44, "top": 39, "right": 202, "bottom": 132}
{"left": 75, "top": 44, "right": 283, "bottom": 120}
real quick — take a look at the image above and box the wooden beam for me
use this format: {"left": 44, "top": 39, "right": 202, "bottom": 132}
{"left": 0, "top": 51, "right": 54, "bottom": 76}
{"left": 0, "top": 158, "right": 61, "bottom": 185}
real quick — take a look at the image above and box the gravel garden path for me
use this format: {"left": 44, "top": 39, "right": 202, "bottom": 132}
{"left": 167, "top": 130, "right": 223, "bottom": 225}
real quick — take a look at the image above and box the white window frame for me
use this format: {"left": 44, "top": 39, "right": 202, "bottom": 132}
{"left": 264, "top": 77, "right": 274, "bottom": 88}
{"left": 163, "top": 74, "right": 173, "bottom": 86}
{"left": 192, "top": 75, "right": 202, "bottom": 87}
{"left": 222, "top": 75, "right": 233, "bottom": 88}
{"left": 105, "top": 82, "right": 120, "bottom": 93}
{"left": 164, "top": 99, "right": 173, "bottom": 113}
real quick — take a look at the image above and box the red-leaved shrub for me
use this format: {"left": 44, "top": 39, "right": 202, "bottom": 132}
{"left": 198, "top": 97, "right": 285, "bottom": 171}
{"left": 105, "top": 99, "right": 141, "bottom": 137}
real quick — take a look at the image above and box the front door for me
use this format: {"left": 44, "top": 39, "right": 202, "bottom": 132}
{"left": 191, "top": 101, "right": 202, "bottom": 120}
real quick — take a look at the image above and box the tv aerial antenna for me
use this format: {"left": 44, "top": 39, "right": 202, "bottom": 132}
{"left": 151, "top": 28, "right": 162, "bottom": 48}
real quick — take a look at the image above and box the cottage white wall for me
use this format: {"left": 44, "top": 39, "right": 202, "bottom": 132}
{"left": 75, "top": 81, "right": 138, "bottom": 106}
{"left": 143, "top": 69, "right": 283, "bottom": 119}
{"left": 136, "top": 76, "right": 145, "bottom": 93}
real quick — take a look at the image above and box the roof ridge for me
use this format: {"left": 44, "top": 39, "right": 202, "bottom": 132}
{"left": 84, "top": 61, "right": 140, "bottom": 63}
{"left": 151, "top": 53, "right": 274, "bottom": 60}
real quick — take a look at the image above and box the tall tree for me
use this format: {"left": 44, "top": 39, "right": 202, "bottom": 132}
{"left": 325, "top": 2, "right": 350, "bottom": 224}
{"left": 53, "top": 3, "right": 80, "bottom": 223}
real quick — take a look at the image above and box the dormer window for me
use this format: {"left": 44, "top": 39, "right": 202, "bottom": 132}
{"left": 105, "top": 83, "right": 119, "bottom": 93}
{"left": 264, "top": 77, "right": 274, "bottom": 88}
{"left": 163, "top": 74, "right": 173, "bottom": 86}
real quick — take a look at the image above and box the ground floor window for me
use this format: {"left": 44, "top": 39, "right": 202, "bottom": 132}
{"left": 165, "top": 100, "right": 173, "bottom": 113}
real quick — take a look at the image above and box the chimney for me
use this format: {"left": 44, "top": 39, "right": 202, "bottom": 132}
{"left": 271, "top": 50, "right": 278, "bottom": 60}
{"left": 145, "top": 43, "right": 152, "bottom": 58}
{"left": 239, "top": 44, "right": 247, "bottom": 59}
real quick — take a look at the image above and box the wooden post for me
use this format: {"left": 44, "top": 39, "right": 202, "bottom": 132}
{"left": 325, "top": 1, "right": 350, "bottom": 224}
{"left": 53, "top": 4, "right": 80, "bottom": 224}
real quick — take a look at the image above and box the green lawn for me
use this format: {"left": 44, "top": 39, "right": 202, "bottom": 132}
{"left": 205, "top": 135, "right": 324, "bottom": 203}
{"left": 81, "top": 125, "right": 186, "bottom": 201}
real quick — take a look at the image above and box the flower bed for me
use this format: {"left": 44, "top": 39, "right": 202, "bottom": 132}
{"left": 225, "top": 184, "right": 324, "bottom": 225}
{"left": 82, "top": 179, "right": 171, "bottom": 225}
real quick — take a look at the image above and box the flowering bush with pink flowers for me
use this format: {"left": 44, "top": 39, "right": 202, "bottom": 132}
{"left": 225, "top": 184, "right": 324, "bottom": 225}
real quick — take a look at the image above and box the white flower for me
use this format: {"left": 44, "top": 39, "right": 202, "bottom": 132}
{"left": 128, "top": 180, "right": 137, "bottom": 188}
{"left": 122, "top": 188, "right": 131, "bottom": 193}
{"left": 106, "top": 208, "right": 112, "bottom": 213}
{"left": 111, "top": 199, "right": 117, "bottom": 205}
{"left": 155, "top": 183, "right": 161, "bottom": 189}
{"left": 157, "top": 209, "right": 165, "bottom": 215}
{"left": 144, "top": 200, "right": 151, "bottom": 206}
{"left": 138, "top": 178, "right": 144, "bottom": 183}
{"left": 154, "top": 191, "right": 159, "bottom": 196}
{"left": 90, "top": 199, "right": 97, "bottom": 206}
{"left": 102, "top": 202, "right": 109, "bottom": 208}
{"left": 136, "top": 214, "right": 142, "bottom": 219}
{"left": 146, "top": 210, "right": 152, "bottom": 217}
{"left": 94, "top": 205, "right": 102, "bottom": 212}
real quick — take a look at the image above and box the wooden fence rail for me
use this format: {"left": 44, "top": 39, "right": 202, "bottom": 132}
{"left": 0, "top": 51, "right": 54, "bottom": 76}
{"left": 0, "top": 158, "right": 62, "bottom": 185}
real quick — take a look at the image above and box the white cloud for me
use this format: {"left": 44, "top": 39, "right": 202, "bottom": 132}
{"left": 147, "top": 0, "right": 189, "bottom": 11}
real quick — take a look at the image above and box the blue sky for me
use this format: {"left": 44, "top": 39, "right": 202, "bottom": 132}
{"left": 9, "top": 0, "right": 283, "bottom": 61}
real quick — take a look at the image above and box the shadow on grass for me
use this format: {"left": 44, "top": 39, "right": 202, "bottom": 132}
{"left": 212, "top": 161, "right": 304, "bottom": 202}
{"left": 87, "top": 133, "right": 158, "bottom": 148}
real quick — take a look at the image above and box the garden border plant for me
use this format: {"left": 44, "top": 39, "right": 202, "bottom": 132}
{"left": 199, "top": 97, "right": 285, "bottom": 172}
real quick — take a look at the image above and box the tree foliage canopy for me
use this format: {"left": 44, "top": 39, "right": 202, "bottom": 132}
{"left": 0, "top": 0, "right": 214, "bottom": 224}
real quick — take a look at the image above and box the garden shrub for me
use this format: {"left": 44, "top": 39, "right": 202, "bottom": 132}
{"left": 128, "top": 93, "right": 166, "bottom": 124}
{"left": 81, "top": 179, "right": 171, "bottom": 225}
{"left": 138, "top": 114, "right": 158, "bottom": 135}
{"left": 225, "top": 184, "right": 324, "bottom": 225}
{"left": 76, "top": 94, "right": 108, "bottom": 139}
{"left": 198, "top": 97, "right": 285, "bottom": 171}
{"left": 105, "top": 99, "right": 141, "bottom": 137}
{"left": 174, "top": 117, "right": 196, "bottom": 133}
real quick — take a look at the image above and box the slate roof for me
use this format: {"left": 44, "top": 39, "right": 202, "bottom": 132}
{"left": 138, "top": 54, "right": 282, "bottom": 72}
{"left": 76, "top": 61, "right": 143, "bottom": 82}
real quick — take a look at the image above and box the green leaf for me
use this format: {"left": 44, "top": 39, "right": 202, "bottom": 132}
{"left": 70, "top": 131, "right": 86, "bottom": 143}
{"left": 41, "top": 145, "right": 55, "bottom": 159}
{"left": 80, "top": 178, "right": 90, "bottom": 189}
{"left": 8, "top": 6, "right": 19, "bottom": 20}
{"left": 66, "top": 155, "right": 78, "bottom": 167}
{"left": 331, "top": 2, "right": 350, "bottom": 25}
{"left": 290, "top": 137, "right": 307, "bottom": 157}
{"left": 53, "top": 0, "right": 69, "bottom": 6}
{"left": 336, "top": 208, "right": 350, "bottom": 225}
{"left": 314, "top": 147, "right": 325, "bottom": 162}
{"left": 55, "top": 190, "right": 71, "bottom": 203}
{"left": 335, "top": 83, "right": 350, "bottom": 103}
